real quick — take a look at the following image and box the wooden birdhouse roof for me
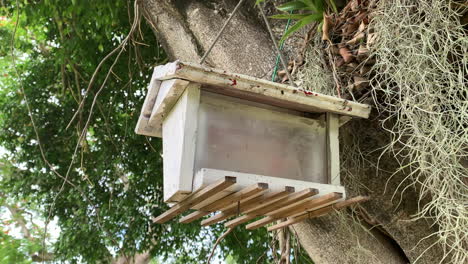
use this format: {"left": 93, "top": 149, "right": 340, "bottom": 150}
{"left": 136, "top": 61, "right": 371, "bottom": 137}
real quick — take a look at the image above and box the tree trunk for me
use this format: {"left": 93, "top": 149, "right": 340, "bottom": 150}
{"left": 140, "top": 0, "right": 444, "bottom": 263}
{"left": 112, "top": 252, "right": 151, "bottom": 264}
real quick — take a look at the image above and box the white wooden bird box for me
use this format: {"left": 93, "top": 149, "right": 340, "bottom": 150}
{"left": 136, "top": 61, "right": 371, "bottom": 229}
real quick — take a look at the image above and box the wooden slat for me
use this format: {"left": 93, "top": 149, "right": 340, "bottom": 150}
{"left": 193, "top": 169, "right": 345, "bottom": 205}
{"left": 266, "top": 192, "right": 342, "bottom": 218}
{"left": 267, "top": 196, "right": 370, "bottom": 231}
{"left": 153, "top": 176, "right": 236, "bottom": 223}
{"left": 179, "top": 183, "right": 268, "bottom": 224}
{"left": 162, "top": 84, "right": 201, "bottom": 202}
{"left": 245, "top": 192, "right": 342, "bottom": 230}
{"left": 224, "top": 188, "right": 318, "bottom": 228}
{"left": 150, "top": 80, "right": 192, "bottom": 126}
{"left": 221, "top": 186, "right": 294, "bottom": 212}
{"left": 201, "top": 187, "right": 294, "bottom": 226}
{"left": 243, "top": 188, "right": 318, "bottom": 215}
{"left": 135, "top": 62, "right": 182, "bottom": 137}
{"left": 326, "top": 113, "right": 341, "bottom": 185}
{"left": 158, "top": 61, "right": 371, "bottom": 119}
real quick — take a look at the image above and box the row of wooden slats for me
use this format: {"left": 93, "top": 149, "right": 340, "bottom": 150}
{"left": 153, "top": 176, "right": 368, "bottom": 230}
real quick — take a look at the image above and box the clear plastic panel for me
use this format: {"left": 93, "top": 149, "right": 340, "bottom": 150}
{"left": 195, "top": 91, "right": 328, "bottom": 184}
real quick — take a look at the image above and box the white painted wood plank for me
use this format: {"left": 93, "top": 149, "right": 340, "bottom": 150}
{"left": 327, "top": 113, "right": 341, "bottom": 185}
{"left": 192, "top": 168, "right": 346, "bottom": 202}
{"left": 135, "top": 63, "right": 181, "bottom": 137}
{"left": 162, "top": 84, "right": 201, "bottom": 202}
{"left": 147, "top": 79, "right": 190, "bottom": 137}
{"left": 135, "top": 68, "right": 163, "bottom": 136}
{"left": 156, "top": 61, "right": 371, "bottom": 119}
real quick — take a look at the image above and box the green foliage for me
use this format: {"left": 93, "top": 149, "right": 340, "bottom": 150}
{"left": 0, "top": 227, "right": 32, "bottom": 264}
{"left": 271, "top": 0, "right": 337, "bottom": 42}
{"left": 0, "top": 0, "right": 273, "bottom": 263}
{"left": 0, "top": 204, "right": 48, "bottom": 264}
{"left": 0, "top": 163, "right": 45, "bottom": 264}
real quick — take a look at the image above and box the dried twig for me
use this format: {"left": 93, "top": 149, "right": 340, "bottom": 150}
{"left": 206, "top": 228, "right": 234, "bottom": 264}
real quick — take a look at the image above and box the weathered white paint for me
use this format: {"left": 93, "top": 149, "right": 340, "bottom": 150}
{"left": 157, "top": 61, "right": 371, "bottom": 119}
{"left": 136, "top": 61, "right": 371, "bottom": 137}
{"left": 135, "top": 62, "right": 186, "bottom": 137}
{"left": 149, "top": 79, "right": 190, "bottom": 137}
{"left": 327, "top": 113, "right": 341, "bottom": 185}
{"left": 162, "top": 84, "right": 201, "bottom": 202}
{"left": 135, "top": 67, "right": 164, "bottom": 136}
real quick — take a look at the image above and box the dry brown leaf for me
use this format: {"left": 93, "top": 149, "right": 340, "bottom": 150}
{"left": 322, "top": 14, "right": 332, "bottom": 42}
{"left": 350, "top": 0, "right": 360, "bottom": 11}
{"left": 330, "top": 45, "right": 340, "bottom": 55}
{"left": 336, "top": 57, "right": 345, "bottom": 67}
{"left": 367, "top": 33, "right": 377, "bottom": 48}
{"left": 342, "top": 0, "right": 355, "bottom": 13}
{"left": 357, "top": 44, "right": 369, "bottom": 60}
{"left": 339, "top": 45, "right": 354, "bottom": 63}
{"left": 354, "top": 11, "right": 368, "bottom": 23}
{"left": 343, "top": 18, "right": 360, "bottom": 36}
{"left": 358, "top": 21, "right": 366, "bottom": 33}
{"left": 343, "top": 62, "right": 359, "bottom": 73}
{"left": 334, "top": 15, "right": 345, "bottom": 29}
{"left": 360, "top": 65, "right": 372, "bottom": 75}
{"left": 354, "top": 76, "right": 369, "bottom": 91}
{"left": 347, "top": 32, "right": 365, "bottom": 45}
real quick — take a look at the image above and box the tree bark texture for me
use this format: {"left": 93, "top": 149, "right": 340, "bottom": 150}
{"left": 140, "top": 0, "right": 445, "bottom": 263}
{"left": 112, "top": 252, "right": 151, "bottom": 264}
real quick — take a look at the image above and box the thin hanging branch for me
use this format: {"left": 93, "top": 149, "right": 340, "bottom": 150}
{"left": 206, "top": 228, "right": 234, "bottom": 264}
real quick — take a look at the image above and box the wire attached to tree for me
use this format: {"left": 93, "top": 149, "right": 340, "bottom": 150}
{"left": 257, "top": 3, "right": 295, "bottom": 86}
{"left": 199, "top": 0, "right": 247, "bottom": 64}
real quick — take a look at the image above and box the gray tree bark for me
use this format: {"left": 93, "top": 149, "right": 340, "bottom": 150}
{"left": 112, "top": 252, "right": 151, "bottom": 264}
{"left": 140, "top": 0, "right": 444, "bottom": 263}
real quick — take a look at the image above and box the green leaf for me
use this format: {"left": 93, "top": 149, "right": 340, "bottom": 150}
{"left": 301, "top": 0, "right": 317, "bottom": 10}
{"left": 313, "top": 0, "right": 325, "bottom": 11}
{"left": 327, "top": 0, "right": 338, "bottom": 13}
{"left": 279, "top": 13, "right": 323, "bottom": 42}
{"left": 269, "top": 13, "right": 310, "bottom": 20}
{"left": 276, "top": 1, "right": 308, "bottom": 12}
{"left": 317, "top": 20, "right": 324, "bottom": 32}
{"left": 255, "top": 0, "right": 265, "bottom": 5}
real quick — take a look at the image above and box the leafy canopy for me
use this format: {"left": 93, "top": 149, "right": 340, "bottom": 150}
{"left": 0, "top": 0, "right": 275, "bottom": 263}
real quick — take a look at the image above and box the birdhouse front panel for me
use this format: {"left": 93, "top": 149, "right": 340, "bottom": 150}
{"left": 195, "top": 91, "right": 328, "bottom": 184}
